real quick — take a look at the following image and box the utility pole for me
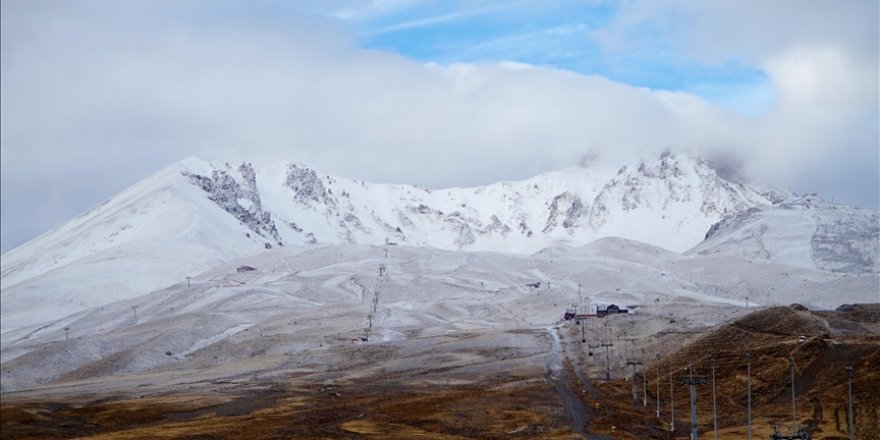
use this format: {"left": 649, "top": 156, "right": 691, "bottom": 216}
{"left": 371, "top": 264, "right": 385, "bottom": 315}
{"left": 602, "top": 325, "right": 614, "bottom": 381}
{"left": 642, "top": 349, "right": 648, "bottom": 407}
{"left": 690, "top": 364, "right": 698, "bottom": 440}
{"left": 656, "top": 354, "right": 661, "bottom": 418}
{"left": 132, "top": 305, "right": 138, "bottom": 321}
{"left": 846, "top": 366, "right": 854, "bottom": 440}
{"left": 670, "top": 362, "right": 675, "bottom": 433}
{"left": 790, "top": 357, "right": 798, "bottom": 434}
{"left": 365, "top": 264, "right": 387, "bottom": 341}
{"left": 64, "top": 327, "right": 70, "bottom": 341}
{"left": 711, "top": 358, "right": 718, "bottom": 440}
{"left": 681, "top": 363, "right": 707, "bottom": 440}
{"left": 747, "top": 352, "right": 752, "bottom": 440}
{"left": 627, "top": 358, "right": 643, "bottom": 409}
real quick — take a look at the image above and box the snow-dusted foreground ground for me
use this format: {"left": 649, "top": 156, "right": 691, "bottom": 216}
{"left": 1, "top": 240, "right": 876, "bottom": 393}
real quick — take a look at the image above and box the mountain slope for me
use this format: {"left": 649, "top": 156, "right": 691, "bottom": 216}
{"left": 2, "top": 151, "right": 783, "bottom": 287}
{"left": 689, "top": 195, "right": 880, "bottom": 273}
{"left": 0, "top": 159, "right": 271, "bottom": 332}
{"left": 3, "top": 243, "right": 876, "bottom": 390}
{"left": 0, "top": 150, "right": 848, "bottom": 333}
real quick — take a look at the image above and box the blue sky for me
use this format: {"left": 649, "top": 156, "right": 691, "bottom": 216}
{"left": 342, "top": 1, "right": 776, "bottom": 116}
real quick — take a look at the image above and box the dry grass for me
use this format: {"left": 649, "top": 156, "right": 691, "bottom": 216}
{"left": 2, "top": 305, "right": 878, "bottom": 439}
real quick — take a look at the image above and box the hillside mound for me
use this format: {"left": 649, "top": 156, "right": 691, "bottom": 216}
{"left": 655, "top": 305, "right": 880, "bottom": 438}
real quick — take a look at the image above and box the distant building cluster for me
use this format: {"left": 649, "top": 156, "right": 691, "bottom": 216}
{"left": 564, "top": 303, "right": 628, "bottom": 320}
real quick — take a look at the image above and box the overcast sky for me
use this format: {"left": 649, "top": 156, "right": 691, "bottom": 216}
{"left": 1, "top": 0, "right": 878, "bottom": 252}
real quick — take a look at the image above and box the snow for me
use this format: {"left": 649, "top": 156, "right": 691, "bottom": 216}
{"left": 249, "top": 152, "right": 778, "bottom": 254}
{"left": 1, "top": 152, "right": 876, "bottom": 338}
{"left": 178, "top": 323, "right": 253, "bottom": 358}
{"left": 690, "top": 196, "right": 879, "bottom": 273}
{"left": 0, "top": 158, "right": 268, "bottom": 332}
{"left": 2, "top": 242, "right": 875, "bottom": 391}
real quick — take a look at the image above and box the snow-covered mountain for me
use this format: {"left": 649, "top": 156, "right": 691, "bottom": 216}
{"left": 689, "top": 195, "right": 880, "bottom": 273}
{"left": 0, "top": 159, "right": 275, "bottom": 332}
{"left": 6, "top": 150, "right": 870, "bottom": 333}
{"left": 2, "top": 151, "right": 779, "bottom": 279}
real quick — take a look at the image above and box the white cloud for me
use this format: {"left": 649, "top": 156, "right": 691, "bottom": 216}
{"left": 324, "top": 0, "right": 429, "bottom": 21}
{"left": 365, "top": 4, "right": 507, "bottom": 35}
{"left": 592, "top": 0, "right": 879, "bottom": 200}
{"left": 1, "top": 1, "right": 877, "bottom": 252}
{"left": 745, "top": 44, "right": 880, "bottom": 189}
{"left": 593, "top": 0, "right": 878, "bottom": 66}
{"left": 765, "top": 45, "right": 877, "bottom": 112}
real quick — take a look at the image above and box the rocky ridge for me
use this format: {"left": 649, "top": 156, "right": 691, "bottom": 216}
{"left": 178, "top": 151, "right": 784, "bottom": 254}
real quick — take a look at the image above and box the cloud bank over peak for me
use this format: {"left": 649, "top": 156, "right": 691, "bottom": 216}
{"left": 1, "top": 1, "right": 877, "bottom": 252}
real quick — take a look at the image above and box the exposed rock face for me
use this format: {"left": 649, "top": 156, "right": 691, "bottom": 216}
{"left": 543, "top": 192, "right": 584, "bottom": 232}
{"left": 183, "top": 163, "right": 281, "bottom": 246}
{"left": 286, "top": 164, "right": 335, "bottom": 208}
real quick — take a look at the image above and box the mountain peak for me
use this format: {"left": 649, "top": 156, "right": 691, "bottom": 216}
{"left": 168, "top": 152, "right": 786, "bottom": 253}
{"left": 173, "top": 156, "right": 215, "bottom": 174}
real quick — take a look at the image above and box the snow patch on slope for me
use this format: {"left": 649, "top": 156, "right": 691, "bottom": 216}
{"left": 690, "top": 196, "right": 880, "bottom": 273}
